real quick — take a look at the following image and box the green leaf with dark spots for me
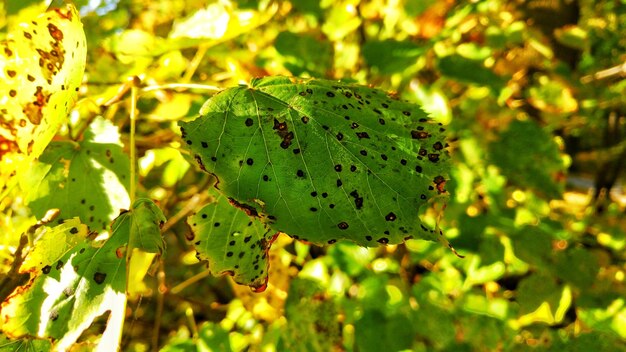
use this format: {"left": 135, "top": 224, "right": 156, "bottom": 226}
{"left": 187, "top": 191, "right": 276, "bottom": 290}
{"left": 180, "top": 76, "right": 450, "bottom": 248}
{"left": 23, "top": 117, "right": 130, "bottom": 231}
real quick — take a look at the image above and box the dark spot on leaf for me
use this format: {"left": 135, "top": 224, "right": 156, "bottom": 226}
{"left": 403, "top": 111, "right": 411, "bottom": 116}
{"left": 400, "top": 159, "right": 407, "bottom": 165}
{"left": 334, "top": 164, "right": 342, "bottom": 172}
{"left": 360, "top": 150, "right": 367, "bottom": 156}
{"left": 350, "top": 190, "right": 364, "bottom": 209}
{"left": 69, "top": 227, "right": 78, "bottom": 234}
{"left": 351, "top": 122, "right": 359, "bottom": 129}
{"left": 201, "top": 142, "right": 208, "bottom": 148}
{"left": 336, "top": 179, "right": 343, "bottom": 187}
{"left": 310, "top": 207, "right": 318, "bottom": 212}
{"left": 93, "top": 272, "right": 106, "bottom": 284}
{"left": 415, "top": 165, "right": 423, "bottom": 173}
{"left": 420, "top": 194, "right": 427, "bottom": 200}
{"left": 297, "top": 169, "right": 305, "bottom": 177}
{"left": 418, "top": 148, "right": 427, "bottom": 156}
{"left": 42, "top": 265, "right": 51, "bottom": 274}
{"left": 326, "top": 91, "right": 335, "bottom": 97}
{"left": 412, "top": 131, "right": 430, "bottom": 139}
{"left": 245, "top": 118, "right": 254, "bottom": 126}
{"left": 337, "top": 222, "right": 349, "bottom": 229}
{"left": 293, "top": 148, "right": 301, "bottom": 154}
{"left": 433, "top": 141, "right": 443, "bottom": 150}
{"left": 428, "top": 154, "right": 440, "bottom": 162}
{"left": 244, "top": 236, "right": 252, "bottom": 243}
{"left": 356, "top": 132, "right": 370, "bottom": 139}
{"left": 227, "top": 252, "right": 233, "bottom": 257}
{"left": 301, "top": 116, "right": 309, "bottom": 124}
{"left": 336, "top": 132, "right": 344, "bottom": 141}
{"left": 365, "top": 236, "right": 372, "bottom": 241}
{"left": 377, "top": 237, "right": 389, "bottom": 244}
{"left": 50, "top": 310, "right": 59, "bottom": 321}
{"left": 350, "top": 165, "right": 357, "bottom": 172}
{"left": 381, "top": 154, "right": 388, "bottom": 161}
{"left": 56, "top": 261, "right": 63, "bottom": 270}
{"left": 310, "top": 191, "right": 317, "bottom": 197}
{"left": 385, "top": 212, "right": 396, "bottom": 221}
{"left": 328, "top": 239, "right": 337, "bottom": 244}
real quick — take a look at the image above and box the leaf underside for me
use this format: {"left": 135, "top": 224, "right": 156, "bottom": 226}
{"left": 181, "top": 76, "right": 450, "bottom": 248}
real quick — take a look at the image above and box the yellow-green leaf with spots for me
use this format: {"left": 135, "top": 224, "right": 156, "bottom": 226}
{"left": 1, "top": 216, "right": 127, "bottom": 349}
{"left": 0, "top": 3, "right": 87, "bottom": 159}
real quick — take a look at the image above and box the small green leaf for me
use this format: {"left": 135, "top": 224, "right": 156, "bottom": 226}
{"left": 489, "top": 120, "right": 564, "bottom": 198}
{"left": 23, "top": 117, "right": 130, "bottom": 231}
{"left": 363, "top": 39, "right": 425, "bottom": 74}
{"left": 437, "top": 54, "right": 505, "bottom": 91}
{"left": 187, "top": 191, "right": 275, "bottom": 290}
{"left": 180, "top": 76, "right": 450, "bottom": 248}
{"left": 1, "top": 219, "right": 127, "bottom": 350}
{"left": 114, "top": 198, "right": 166, "bottom": 254}
{"left": 275, "top": 31, "right": 332, "bottom": 76}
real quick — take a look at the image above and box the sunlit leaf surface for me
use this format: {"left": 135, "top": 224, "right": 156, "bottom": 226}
{"left": 1, "top": 220, "right": 126, "bottom": 349}
{"left": 180, "top": 76, "right": 450, "bottom": 247}
{"left": 23, "top": 117, "right": 130, "bottom": 231}
{"left": 0, "top": 3, "right": 86, "bottom": 159}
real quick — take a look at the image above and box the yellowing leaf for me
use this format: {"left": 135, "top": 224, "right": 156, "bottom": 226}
{"left": 20, "top": 217, "right": 89, "bottom": 273}
{"left": 0, "top": 3, "right": 87, "bottom": 159}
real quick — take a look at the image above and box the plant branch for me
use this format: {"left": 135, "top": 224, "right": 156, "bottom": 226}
{"left": 581, "top": 62, "right": 626, "bottom": 83}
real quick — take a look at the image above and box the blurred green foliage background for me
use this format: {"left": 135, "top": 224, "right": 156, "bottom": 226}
{"left": 2, "top": 0, "right": 626, "bottom": 350}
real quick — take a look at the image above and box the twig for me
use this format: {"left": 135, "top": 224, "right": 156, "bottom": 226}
{"left": 140, "top": 83, "right": 221, "bottom": 93}
{"left": 581, "top": 62, "right": 626, "bottom": 83}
